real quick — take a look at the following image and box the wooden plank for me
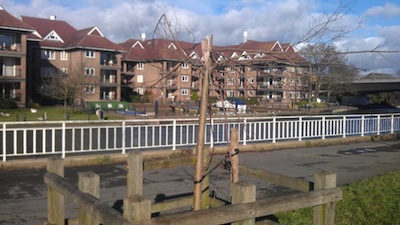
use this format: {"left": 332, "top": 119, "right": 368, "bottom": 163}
{"left": 124, "top": 195, "right": 151, "bottom": 223}
{"left": 127, "top": 151, "right": 143, "bottom": 197}
{"left": 313, "top": 171, "right": 337, "bottom": 225}
{"left": 151, "top": 196, "right": 193, "bottom": 213}
{"left": 144, "top": 156, "right": 195, "bottom": 171}
{"left": 230, "top": 128, "right": 239, "bottom": 184}
{"left": 232, "top": 181, "right": 256, "bottom": 225}
{"left": 239, "top": 165, "right": 311, "bottom": 192}
{"left": 44, "top": 172, "right": 131, "bottom": 225}
{"left": 142, "top": 188, "right": 342, "bottom": 225}
{"left": 78, "top": 172, "right": 100, "bottom": 225}
{"left": 47, "top": 157, "right": 64, "bottom": 225}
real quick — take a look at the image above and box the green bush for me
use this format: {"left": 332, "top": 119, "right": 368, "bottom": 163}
{"left": 0, "top": 99, "right": 18, "bottom": 109}
{"left": 245, "top": 97, "right": 259, "bottom": 105}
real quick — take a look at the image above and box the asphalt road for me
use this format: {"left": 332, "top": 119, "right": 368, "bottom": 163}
{"left": 1, "top": 140, "right": 400, "bottom": 225}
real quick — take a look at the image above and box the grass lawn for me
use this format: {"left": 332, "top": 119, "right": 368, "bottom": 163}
{"left": 276, "top": 170, "right": 400, "bottom": 225}
{"left": 0, "top": 106, "right": 126, "bottom": 122}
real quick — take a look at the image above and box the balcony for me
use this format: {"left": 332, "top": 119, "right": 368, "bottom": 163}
{"left": 0, "top": 43, "right": 21, "bottom": 52}
{"left": 0, "top": 68, "right": 22, "bottom": 80}
{"left": 166, "top": 81, "right": 178, "bottom": 90}
{"left": 100, "top": 75, "right": 117, "bottom": 86}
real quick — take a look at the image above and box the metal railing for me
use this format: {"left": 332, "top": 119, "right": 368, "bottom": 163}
{"left": 1, "top": 113, "right": 400, "bottom": 161}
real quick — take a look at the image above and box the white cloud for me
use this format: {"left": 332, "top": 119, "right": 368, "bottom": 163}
{"left": 364, "top": 3, "right": 400, "bottom": 17}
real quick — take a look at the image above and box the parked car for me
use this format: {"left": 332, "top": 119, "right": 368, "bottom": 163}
{"left": 213, "top": 97, "right": 247, "bottom": 112}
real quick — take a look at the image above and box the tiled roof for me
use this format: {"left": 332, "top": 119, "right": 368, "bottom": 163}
{"left": 21, "top": 16, "right": 124, "bottom": 52}
{"left": 0, "top": 6, "right": 35, "bottom": 32}
{"left": 120, "top": 38, "right": 308, "bottom": 66}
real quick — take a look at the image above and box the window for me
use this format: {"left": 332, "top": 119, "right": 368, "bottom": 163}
{"left": 60, "top": 51, "right": 68, "bottom": 60}
{"left": 84, "top": 85, "right": 95, "bottom": 94}
{"left": 248, "top": 78, "right": 254, "bottom": 84}
{"left": 85, "top": 50, "right": 95, "bottom": 58}
{"left": 41, "top": 50, "right": 55, "bottom": 60}
{"left": 290, "top": 92, "right": 295, "bottom": 99}
{"left": 227, "top": 90, "right": 235, "bottom": 97}
{"left": 137, "top": 75, "right": 143, "bottom": 83}
{"left": 227, "top": 78, "right": 235, "bottom": 85}
{"left": 137, "top": 63, "right": 144, "bottom": 70}
{"left": 181, "top": 75, "right": 188, "bottom": 82}
{"left": 60, "top": 68, "right": 68, "bottom": 75}
{"left": 137, "top": 88, "right": 144, "bottom": 95}
{"left": 85, "top": 67, "right": 95, "bottom": 76}
{"left": 181, "top": 89, "right": 188, "bottom": 95}
{"left": 40, "top": 67, "right": 55, "bottom": 77}
{"left": 182, "top": 63, "right": 188, "bottom": 69}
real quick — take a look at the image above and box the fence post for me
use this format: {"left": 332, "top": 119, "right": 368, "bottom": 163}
{"left": 172, "top": 119, "right": 177, "bottom": 150}
{"left": 231, "top": 181, "right": 256, "bottom": 225}
{"left": 124, "top": 150, "right": 151, "bottom": 222}
{"left": 313, "top": 170, "right": 337, "bottom": 225}
{"left": 78, "top": 172, "right": 100, "bottom": 225}
{"left": 299, "top": 117, "right": 302, "bottom": 141}
{"left": 342, "top": 116, "right": 346, "bottom": 138}
{"left": 47, "top": 157, "right": 65, "bottom": 225}
{"left": 62, "top": 122, "right": 66, "bottom": 158}
{"left": 126, "top": 151, "right": 143, "bottom": 197}
{"left": 210, "top": 118, "right": 214, "bottom": 148}
{"left": 272, "top": 117, "right": 276, "bottom": 143}
{"left": 322, "top": 116, "right": 325, "bottom": 139}
{"left": 202, "top": 147, "right": 210, "bottom": 209}
{"left": 377, "top": 115, "right": 381, "bottom": 135}
{"left": 230, "top": 128, "right": 239, "bottom": 184}
{"left": 391, "top": 114, "right": 394, "bottom": 134}
{"left": 242, "top": 118, "right": 247, "bottom": 146}
{"left": 122, "top": 121, "right": 126, "bottom": 154}
{"left": 2, "top": 123, "right": 6, "bottom": 162}
{"left": 361, "top": 115, "right": 365, "bottom": 136}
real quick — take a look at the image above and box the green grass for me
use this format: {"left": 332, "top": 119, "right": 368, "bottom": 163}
{"left": 0, "top": 106, "right": 125, "bottom": 122}
{"left": 276, "top": 170, "right": 400, "bottom": 225}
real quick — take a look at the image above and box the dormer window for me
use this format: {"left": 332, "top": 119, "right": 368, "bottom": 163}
{"left": 44, "top": 31, "right": 63, "bottom": 42}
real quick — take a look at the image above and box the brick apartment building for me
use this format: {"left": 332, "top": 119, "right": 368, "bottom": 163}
{"left": 0, "top": 6, "right": 35, "bottom": 107}
{"left": 1, "top": 6, "right": 309, "bottom": 108}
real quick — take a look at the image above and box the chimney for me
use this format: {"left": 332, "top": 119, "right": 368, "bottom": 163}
{"left": 141, "top": 33, "right": 146, "bottom": 41}
{"left": 243, "top": 31, "right": 248, "bottom": 43}
{"left": 50, "top": 15, "right": 56, "bottom": 20}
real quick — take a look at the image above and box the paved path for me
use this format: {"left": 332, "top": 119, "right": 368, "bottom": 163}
{"left": 1, "top": 140, "right": 399, "bottom": 224}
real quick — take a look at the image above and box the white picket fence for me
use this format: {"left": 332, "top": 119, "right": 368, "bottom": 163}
{"left": 2, "top": 113, "right": 400, "bottom": 161}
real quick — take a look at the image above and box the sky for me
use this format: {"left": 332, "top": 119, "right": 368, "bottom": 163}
{"left": 1, "top": 0, "right": 399, "bottom": 75}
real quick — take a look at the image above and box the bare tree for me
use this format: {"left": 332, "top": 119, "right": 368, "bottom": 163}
{"left": 300, "top": 43, "right": 358, "bottom": 102}
{"left": 38, "top": 65, "right": 91, "bottom": 118}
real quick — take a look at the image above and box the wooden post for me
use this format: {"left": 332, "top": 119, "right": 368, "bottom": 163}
{"left": 78, "top": 172, "right": 100, "bottom": 225}
{"left": 127, "top": 151, "right": 143, "bottom": 197}
{"left": 313, "top": 170, "right": 337, "bottom": 225}
{"left": 231, "top": 181, "right": 256, "bottom": 225}
{"left": 47, "top": 157, "right": 64, "bottom": 225}
{"left": 202, "top": 148, "right": 210, "bottom": 209}
{"left": 124, "top": 195, "right": 151, "bottom": 222}
{"left": 193, "top": 35, "right": 213, "bottom": 211}
{"left": 229, "top": 128, "right": 239, "bottom": 184}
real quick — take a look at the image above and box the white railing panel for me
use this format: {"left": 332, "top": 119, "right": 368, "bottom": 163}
{"left": 1, "top": 114, "right": 400, "bottom": 161}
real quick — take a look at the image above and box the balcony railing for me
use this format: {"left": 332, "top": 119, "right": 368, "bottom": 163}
{"left": 0, "top": 43, "right": 22, "bottom": 52}
{"left": 0, "top": 68, "right": 22, "bottom": 78}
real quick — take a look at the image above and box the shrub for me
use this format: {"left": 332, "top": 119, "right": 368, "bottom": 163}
{"left": 0, "top": 98, "right": 18, "bottom": 109}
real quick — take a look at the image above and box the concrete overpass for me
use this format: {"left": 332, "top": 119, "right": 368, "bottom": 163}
{"left": 347, "top": 79, "right": 400, "bottom": 94}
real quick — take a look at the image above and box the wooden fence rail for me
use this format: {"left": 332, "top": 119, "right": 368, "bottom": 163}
{"left": 44, "top": 129, "right": 342, "bottom": 225}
